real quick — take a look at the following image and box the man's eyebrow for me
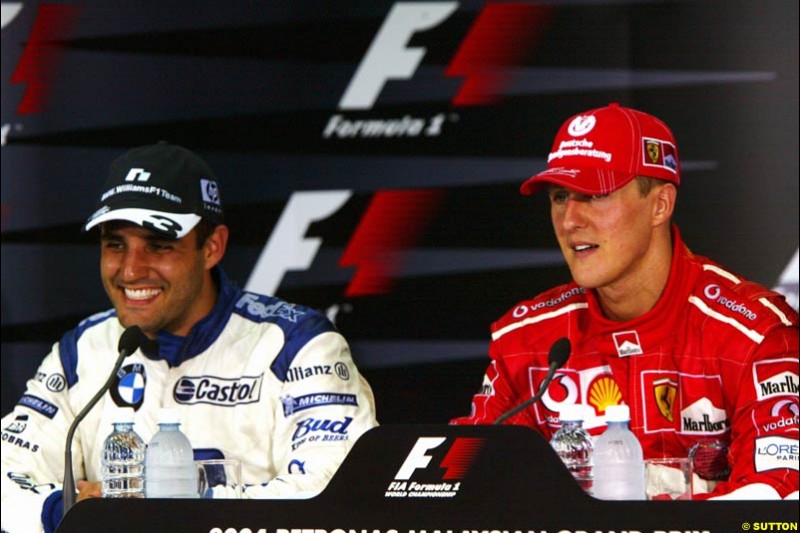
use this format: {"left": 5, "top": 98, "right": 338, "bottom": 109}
{"left": 142, "top": 233, "right": 177, "bottom": 244}
{"left": 100, "top": 230, "right": 122, "bottom": 240}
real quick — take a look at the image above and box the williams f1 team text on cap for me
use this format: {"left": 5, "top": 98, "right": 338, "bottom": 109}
{"left": 84, "top": 142, "right": 224, "bottom": 239}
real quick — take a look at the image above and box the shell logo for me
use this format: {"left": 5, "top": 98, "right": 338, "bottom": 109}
{"left": 588, "top": 376, "right": 622, "bottom": 414}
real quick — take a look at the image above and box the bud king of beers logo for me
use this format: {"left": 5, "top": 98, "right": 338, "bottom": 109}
{"left": 753, "top": 359, "right": 799, "bottom": 401}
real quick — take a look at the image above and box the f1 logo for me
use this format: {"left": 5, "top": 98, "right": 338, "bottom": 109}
{"left": 395, "top": 437, "right": 446, "bottom": 480}
{"left": 245, "top": 191, "right": 352, "bottom": 296}
{"left": 339, "top": 2, "right": 458, "bottom": 110}
{"left": 394, "top": 436, "right": 484, "bottom": 480}
{"left": 124, "top": 168, "right": 151, "bottom": 182}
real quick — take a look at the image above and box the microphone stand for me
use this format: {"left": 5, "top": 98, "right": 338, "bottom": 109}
{"left": 494, "top": 337, "right": 571, "bottom": 425}
{"left": 62, "top": 327, "right": 144, "bottom": 515}
{"left": 494, "top": 363, "right": 560, "bottom": 425}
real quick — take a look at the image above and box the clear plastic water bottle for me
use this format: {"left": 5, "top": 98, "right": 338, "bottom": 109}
{"left": 101, "top": 407, "right": 145, "bottom": 498}
{"left": 550, "top": 403, "right": 594, "bottom": 494}
{"left": 593, "top": 404, "right": 645, "bottom": 500}
{"left": 145, "top": 408, "right": 197, "bottom": 498}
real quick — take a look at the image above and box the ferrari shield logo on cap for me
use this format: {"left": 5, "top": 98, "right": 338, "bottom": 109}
{"left": 646, "top": 140, "right": 661, "bottom": 164}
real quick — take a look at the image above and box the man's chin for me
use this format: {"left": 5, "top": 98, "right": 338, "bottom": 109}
{"left": 117, "top": 317, "right": 159, "bottom": 338}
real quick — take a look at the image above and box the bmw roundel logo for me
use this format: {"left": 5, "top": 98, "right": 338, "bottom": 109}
{"left": 110, "top": 364, "right": 147, "bottom": 410}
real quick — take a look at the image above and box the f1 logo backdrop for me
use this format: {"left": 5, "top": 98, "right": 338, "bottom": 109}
{"left": 1, "top": 1, "right": 797, "bottom": 424}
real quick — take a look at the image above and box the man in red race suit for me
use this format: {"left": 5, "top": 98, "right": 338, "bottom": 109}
{"left": 451, "top": 103, "right": 799, "bottom": 499}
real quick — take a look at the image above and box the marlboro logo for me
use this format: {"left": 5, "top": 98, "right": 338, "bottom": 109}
{"left": 613, "top": 331, "right": 643, "bottom": 356}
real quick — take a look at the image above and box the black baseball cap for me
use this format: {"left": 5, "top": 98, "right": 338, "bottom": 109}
{"left": 84, "top": 142, "right": 224, "bottom": 239}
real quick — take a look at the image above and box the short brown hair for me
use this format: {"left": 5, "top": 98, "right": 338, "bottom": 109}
{"left": 194, "top": 219, "right": 218, "bottom": 249}
{"left": 635, "top": 176, "right": 663, "bottom": 197}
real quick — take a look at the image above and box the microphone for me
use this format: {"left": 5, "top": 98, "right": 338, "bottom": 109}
{"left": 494, "top": 337, "right": 571, "bottom": 425}
{"left": 62, "top": 325, "right": 147, "bottom": 515}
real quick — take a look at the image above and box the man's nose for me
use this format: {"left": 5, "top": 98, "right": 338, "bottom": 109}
{"left": 561, "top": 197, "right": 587, "bottom": 231}
{"left": 119, "top": 248, "right": 149, "bottom": 281}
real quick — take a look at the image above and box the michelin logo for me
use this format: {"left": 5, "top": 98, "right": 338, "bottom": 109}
{"left": 281, "top": 393, "right": 358, "bottom": 416}
{"left": 174, "top": 375, "right": 263, "bottom": 406}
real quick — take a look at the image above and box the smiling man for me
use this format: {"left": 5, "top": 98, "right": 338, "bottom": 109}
{"left": 0, "top": 143, "right": 377, "bottom": 533}
{"left": 452, "top": 103, "right": 799, "bottom": 500}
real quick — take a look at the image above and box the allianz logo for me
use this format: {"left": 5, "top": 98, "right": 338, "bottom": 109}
{"left": 173, "top": 375, "right": 263, "bottom": 406}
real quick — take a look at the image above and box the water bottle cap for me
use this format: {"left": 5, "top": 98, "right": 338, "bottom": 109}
{"left": 604, "top": 404, "right": 631, "bottom": 422}
{"left": 559, "top": 403, "right": 588, "bottom": 422}
{"left": 112, "top": 407, "right": 135, "bottom": 424}
{"left": 157, "top": 407, "right": 182, "bottom": 425}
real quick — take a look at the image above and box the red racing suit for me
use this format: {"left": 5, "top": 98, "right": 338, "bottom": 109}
{"left": 452, "top": 228, "right": 799, "bottom": 498}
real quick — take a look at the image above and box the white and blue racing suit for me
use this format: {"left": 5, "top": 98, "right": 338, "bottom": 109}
{"left": 1, "top": 268, "right": 378, "bottom": 533}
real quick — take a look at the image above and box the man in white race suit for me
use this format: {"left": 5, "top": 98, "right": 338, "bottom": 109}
{"left": 1, "top": 143, "right": 378, "bottom": 533}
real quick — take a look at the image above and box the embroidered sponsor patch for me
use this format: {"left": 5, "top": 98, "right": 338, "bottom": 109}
{"left": 753, "top": 359, "right": 799, "bottom": 401}
{"left": 754, "top": 436, "right": 799, "bottom": 472}
{"left": 281, "top": 392, "right": 358, "bottom": 416}
{"left": 529, "top": 365, "right": 617, "bottom": 431}
{"left": 752, "top": 398, "right": 799, "bottom": 436}
{"left": 681, "top": 397, "right": 730, "bottom": 435}
{"left": 174, "top": 374, "right": 263, "bottom": 406}
{"left": 642, "top": 137, "right": 678, "bottom": 173}
{"left": 641, "top": 371, "right": 728, "bottom": 435}
{"left": 612, "top": 330, "right": 643, "bottom": 357}
{"left": 110, "top": 363, "right": 147, "bottom": 411}
{"left": 17, "top": 395, "right": 58, "bottom": 419}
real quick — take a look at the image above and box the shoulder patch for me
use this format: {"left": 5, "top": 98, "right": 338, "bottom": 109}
{"left": 493, "top": 286, "right": 587, "bottom": 342}
{"left": 234, "top": 292, "right": 309, "bottom": 325}
{"left": 695, "top": 263, "right": 799, "bottom": 339}
{"left": 234, "top": 293, "right": 337, "bottom": 381}
{"left": 59, "top": 309, "right": 117, "bottom": 389}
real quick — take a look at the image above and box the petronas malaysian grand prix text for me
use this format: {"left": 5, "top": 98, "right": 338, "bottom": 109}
{"left": 207, "top": 524, "right": 800, "bottom": 533}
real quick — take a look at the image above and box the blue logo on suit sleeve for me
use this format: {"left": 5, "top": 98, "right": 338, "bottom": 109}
{"left": 110, "top": 364, "right": 147, "bottom": 410}
{"left": 281, "top": 393, "right": 358, "bottom": 416}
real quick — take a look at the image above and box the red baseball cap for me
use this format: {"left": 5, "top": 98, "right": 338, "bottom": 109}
{"left": 520, "top": 103, "right": 680, "bottom": 195}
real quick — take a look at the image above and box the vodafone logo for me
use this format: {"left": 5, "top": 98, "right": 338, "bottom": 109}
{"left": 704, "top": 284, "right": 721, "bottom": 299}
{"left": 567, "top": 115, "right": 596, "bottom": 137}
{"left": 541, "top": 374, "right": 579, "bottom": 413}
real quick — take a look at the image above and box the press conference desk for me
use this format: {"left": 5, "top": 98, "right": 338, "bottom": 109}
{"left": 57, "top": 425, "right": 798, "bottom": 533}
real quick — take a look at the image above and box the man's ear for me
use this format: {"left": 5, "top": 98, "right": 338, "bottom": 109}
{"left": 203, "top": 224, "right": 229, "bottom": 269}
{"left": 652, "top": 183, "right": 677, "bottom": 227}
